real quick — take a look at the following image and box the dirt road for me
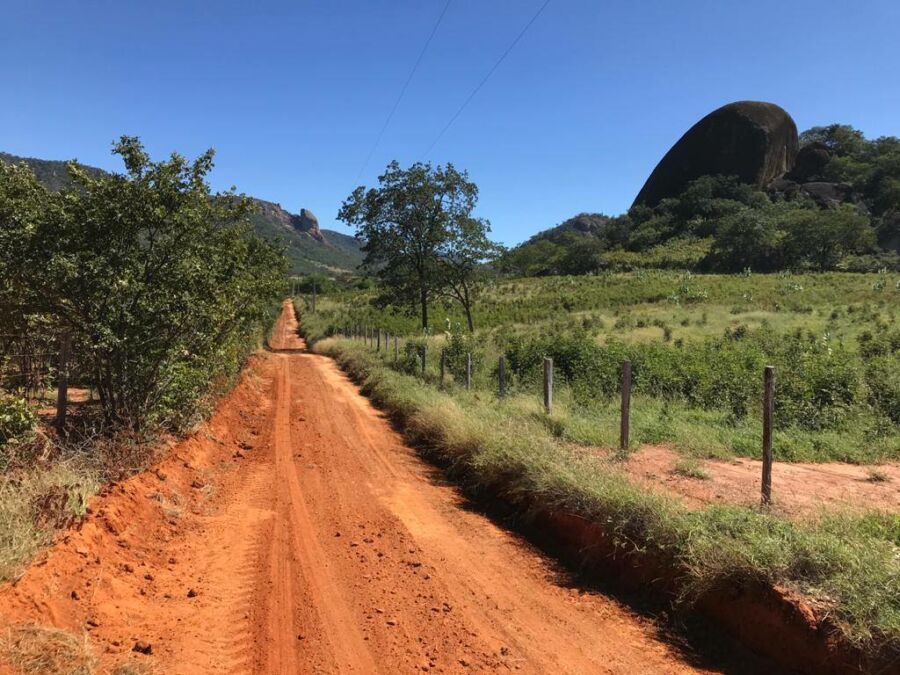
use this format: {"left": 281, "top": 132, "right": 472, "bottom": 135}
{"left": 0, "top": 302, "right": 759, "bottom": 673}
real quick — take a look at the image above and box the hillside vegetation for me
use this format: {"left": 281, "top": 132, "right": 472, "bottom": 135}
{"left": 502, "top": 124, "right": 900, "bottom": 276}
{"left": 0, "top": 151, "right": 362, "bottom": 276}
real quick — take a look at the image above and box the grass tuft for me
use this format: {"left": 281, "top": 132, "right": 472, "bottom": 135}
{"left": 0, "top": 623, "right": 95, "bottom": 675}
{"left": 672, "top": 458, "right": 709, "bottom": 480}
{"left": 0, "top": 461, "right": 100, "bottom": 582}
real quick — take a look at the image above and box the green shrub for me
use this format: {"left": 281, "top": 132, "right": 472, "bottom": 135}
{"left": 866, "top": 356, "right": 900, "bottom": 423}
{"left": 0, "top": 394, "right": 37, "bottom": 445}
{"left": 443, "top": 329, "right": 483, "bottom": 382}
{"left": 503, "top": 326, "right": 867, "bottom": 430}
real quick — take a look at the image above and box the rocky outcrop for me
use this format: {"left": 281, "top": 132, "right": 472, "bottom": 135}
{"left": 251, "top": 200, "right": 325, "bottom": 243}
{"left": 769, "top": 179, "right": 856, "bottom": 209}
{"left": 634, "top": 101, "right": 799, "bottom": 207}
{"left": 253, "top": 199, "right": 294, "bottom": 229}
{"left": 786, "top": 141, "right": 832, "bottom": 183}
{"left": 293, "top": 208, "right": 323, "bottom": 241}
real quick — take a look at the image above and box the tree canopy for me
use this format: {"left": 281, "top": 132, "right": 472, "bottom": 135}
{"left": 0, "top": 137, "right": 285, "bottom": 429}
{"left": 338, "top": 161, "right": 501, "bottom": 330}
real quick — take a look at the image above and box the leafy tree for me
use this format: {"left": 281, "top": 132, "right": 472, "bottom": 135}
{"left": 780, "top": 204, "right": 876, "bottom": 269}
{"left": 1, "top": 137, "right": 285, "bottom": 429}
{"left": 436, "top": 216, "right": 504, "bottom": 331}
{"left": 800, "top": 124, "right": 869, "bottom": 157}
{"left": 0, "top": 161, "right": 54, "bottom": 335}
{"left": 338, "top": 161, "right": 499, "bottom": 330}
{"left": 708, "top": 208, "right": 781, "bottom": 271}
{"left": 498, "top": 239, "right": 566, "bottom": 277}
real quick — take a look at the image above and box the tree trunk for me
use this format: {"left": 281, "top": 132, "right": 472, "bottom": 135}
{"left": 462, "top": 283, "right": 474, "bottom": 332}
{"left": 420, "top": 287, "right": 428, "bottom": 330}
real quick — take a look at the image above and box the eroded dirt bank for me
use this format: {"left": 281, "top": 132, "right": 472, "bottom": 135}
{"left": 0, "top": 303, "right": 766, "bottom": 673}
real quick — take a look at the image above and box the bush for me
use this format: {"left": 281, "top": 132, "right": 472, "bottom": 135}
{"left": 866, "top": 356, "right": 900, "bottom": 423}
{"left": 443, "top": 328, "right": 483, "bottom": 382}
{"left": 504, "top": 326, "right": 869, "bottom": 430}
{"left": 1, "top": 138, "right": 285, "bottom": 431}
{"left": 0, "top": 394, "right": 37, "bottom": 445}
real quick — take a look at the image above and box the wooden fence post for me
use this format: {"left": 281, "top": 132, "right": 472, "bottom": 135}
{"left": 421, "top": 344, "right": 427, "bottom": 376}
{"left": 498, "top": 355, "right": 507, "bottom": 399}
{"left": 55, "top": 332, "right": 71, "bottom": 434}
{"left": 440, "top": 349, "right": 446, "bottom": 387}
{"left": 543, "top": 357, "right": 553, "bottom": 414}
{"left": 377, "top": 329, "right": 381, "bottom": 352}
{"left": 394, "top": 335, "right": 399, "bottom": 363}
{"left": 620, "top": 359, "right": 631, "bottom": 451}
{"left": 762, "top": 365, "right": 775, "bottom": 506}
{"left": 465, "top": 353, "right": 472, "bottom": 391}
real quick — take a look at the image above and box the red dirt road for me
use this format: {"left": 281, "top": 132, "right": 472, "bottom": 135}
{"left": 0, "top": 303, "right": 757, "bottom": 673}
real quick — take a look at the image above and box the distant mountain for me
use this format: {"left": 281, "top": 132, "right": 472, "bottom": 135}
{"left": 0, "top": 151, "right": 363, "bottom": 276}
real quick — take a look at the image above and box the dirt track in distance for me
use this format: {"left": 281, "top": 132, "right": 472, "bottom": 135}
{"left": 0, "top": 302, "right": 771, "bottom": 673}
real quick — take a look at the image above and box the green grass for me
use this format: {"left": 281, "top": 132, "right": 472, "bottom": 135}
{"left": 672, "top": 458, "right": 709, "bottom": 479}
{"left": 308, "top": 333, "right": 900, "bottom": 657}
{"left": 302, "top": 271, "right": 900, "bottom": 464}
{"left": 311, "top": 270, "right": 900, "bottom": 341}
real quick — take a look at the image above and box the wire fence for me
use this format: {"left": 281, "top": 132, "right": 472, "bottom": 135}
{"left": 336, "top": 322, "right": 779, "bottom": 507}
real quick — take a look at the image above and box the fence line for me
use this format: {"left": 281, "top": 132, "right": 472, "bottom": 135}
{"left": 336, "top": 322, "right": 779, "bottom": 504}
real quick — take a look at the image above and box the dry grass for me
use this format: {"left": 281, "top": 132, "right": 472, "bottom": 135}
{"left": 0, "top": 462, "right": 99, "bottom": 582}
{"left": 0, "top": 623, "right": 95, "bottom": 675}
{"left": 111, "top": 659, "right": 154, "bottom": 675}
{"left": 866, "top": 468, "right": 892, "bottom": 483}
{"left": 672, "top": 458, "right": 709, "bottom": 480}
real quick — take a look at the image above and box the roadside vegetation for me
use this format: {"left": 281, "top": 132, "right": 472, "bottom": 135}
{"left": 0, "top": 137, "right": 285, "bottom": 581}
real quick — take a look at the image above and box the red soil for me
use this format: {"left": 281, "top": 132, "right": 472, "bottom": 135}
{"left": 617, "top": 446, "right": 900, "bottom": 518}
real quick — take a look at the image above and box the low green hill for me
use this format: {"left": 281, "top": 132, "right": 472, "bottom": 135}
{"left": 0, "top": 151, "right": 363, "bottom": 277}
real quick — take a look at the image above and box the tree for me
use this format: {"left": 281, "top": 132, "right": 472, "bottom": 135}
{"left": 708, "top": 208, "right": 780, "bottom": 271}
{"left": 799, "top": 124, "right": 868, "bottom": 157}
{"left": 780, "top": 205, "right": 876, "bottom": 270}
{"left": 338, "top": 161, "right": 499, "bottom": 330}
{"left": 1, "top": 137, "right": 285, "bottom": 429}
{"left": 0, "top": 161, "right": 54, "bottom": 335}
{"left": 436, "top": 216, "right": 504, "bottom": 331}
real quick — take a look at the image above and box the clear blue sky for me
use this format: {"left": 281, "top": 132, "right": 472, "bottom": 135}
{"left": 2, "top": 0, "right": 899, "bottom": 245}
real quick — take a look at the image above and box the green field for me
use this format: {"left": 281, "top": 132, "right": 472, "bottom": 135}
{"left": 300, "top": 271, "right": 900, "bottom": 464}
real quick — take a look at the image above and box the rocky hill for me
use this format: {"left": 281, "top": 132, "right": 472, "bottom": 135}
{"left": 0, "top": 152, "right": 363, "bottom": 276}
{"left": 502, "top": 102, "right": 899, "bottom": 276}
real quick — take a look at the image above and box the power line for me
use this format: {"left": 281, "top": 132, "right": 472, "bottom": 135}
{"left": 356, "top": 0, "right": 453, "bottom": 182}
{"left": 420, "top": 0, "right": 551, "bottom": 159}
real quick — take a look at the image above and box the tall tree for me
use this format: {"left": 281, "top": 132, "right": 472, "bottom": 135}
{"left": 437, "top": 216, "right": 503, "bottom": 331}
{"left": 338, "top": 161, "right": 499, "bottom": 330}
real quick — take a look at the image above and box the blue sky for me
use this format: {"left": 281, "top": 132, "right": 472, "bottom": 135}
{"left": 2, "top": 0, "right": 899, "bottom": 245}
